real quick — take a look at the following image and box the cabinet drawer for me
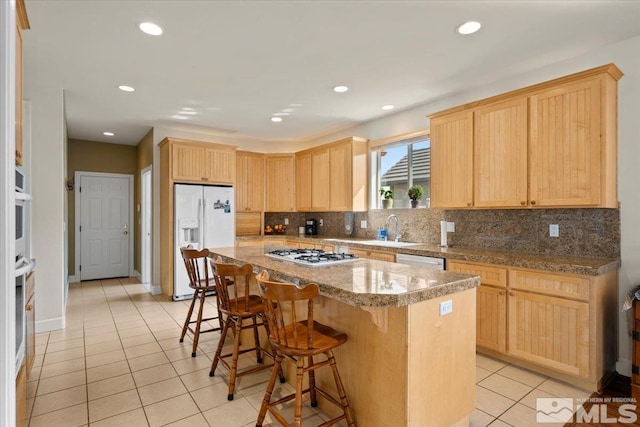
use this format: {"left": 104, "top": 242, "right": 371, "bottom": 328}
{"left": 509, "top": 269, "right": 590, "bottom": 301}
{"left": 448, "top": 261, "right": 507, "bottom": 287}
{"left": 350, "top": 248, "right": 395, "bottom": 262}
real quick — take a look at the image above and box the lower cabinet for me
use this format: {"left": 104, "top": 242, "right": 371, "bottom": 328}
{"left": 448, "top": 260, "right": 617, "bottom": 391}
{"left": 25, "top": 271, "right": 35, "bottom": 375}
{"left": 349, "top": 248, "right": 395, "bottom": 262}
{"left": 16, "top": 363, "right": 26, "bottom": 427}
{"left": 236, "top": 239, "right": 284, "bottom": 247}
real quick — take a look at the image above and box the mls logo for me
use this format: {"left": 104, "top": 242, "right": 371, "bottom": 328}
{"left": 536, "top": 398, "right": 574, "bottom": 423}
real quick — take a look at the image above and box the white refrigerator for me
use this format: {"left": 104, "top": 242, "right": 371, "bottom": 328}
{"left": 173, "top": 184, "right": 235, "bottom": 300}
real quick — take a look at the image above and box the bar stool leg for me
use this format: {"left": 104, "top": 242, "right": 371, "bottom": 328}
{"left": 210, "top": 316, "right": 232, "bottom": 376}
{"left": 256, "top": 353, "right": 283, "bottom": 427}
{"left": 179, "top": 290, "right": 198, "bottom": 343}
{"left": 191, "top": 290, "right": 206, "bottom": 357}
{"left": 308, "top": 355, "right": 317, "bottom": 407}
{"left": 252, "top": 315, "right": 263, "bottom": 364}
{"left": 294, "top": 357, "right": 305, "bottom": 427}
{"left": 327, "top": 350, "right": 355, "bottom": 426}
{"left": 227, "top": 318, "right": 243, "bottom": 400}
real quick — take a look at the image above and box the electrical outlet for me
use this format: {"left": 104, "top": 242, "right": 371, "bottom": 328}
{"left": 550, "top": 224, "right": 559, "bottom": 237}
{"left": 284, "top": 218, "right": 289, "bottom": 225}
{"left": 439, "top": 300, "right": 453, "bottom": 316}
{"left": 360, "top": 220, "right": 367, "bottom": 229}
{"left": 319, "top": 219, "right": 324, "bottom": 226}
{"left": 446, "top": 222, "right": 455, "bottom": 232}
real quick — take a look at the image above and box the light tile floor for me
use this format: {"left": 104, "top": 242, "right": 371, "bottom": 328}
{"left": 26, "top": 277, "right": 592, "bottom": 426}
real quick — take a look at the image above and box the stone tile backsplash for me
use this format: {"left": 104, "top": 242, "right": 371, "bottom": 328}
{"left": 265, "top": 208, "right": 620, "bottom": 259}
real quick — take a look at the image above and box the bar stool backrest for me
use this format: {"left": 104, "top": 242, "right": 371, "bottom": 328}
{"left": 212, "top": 259, "right": 254, "bottom": 314}
{"left": 255, "top": 270, "right": 319, "bottom": 352}
{"left": 180, "top": 247, "right": 213, "bottom": 290}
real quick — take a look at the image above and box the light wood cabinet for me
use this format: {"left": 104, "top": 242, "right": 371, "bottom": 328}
{"left": 236, "top": 151, "right": 264, "bottom": 212}
{"left": 429, "top": 64, "right": 622, "bottom": 209}
{"left": 265, "top": 154, "right": 296, "bottom": 212}
{"left": 15, "top": 0, "right": 29, "bottom": 166}
{"left": 294, "top": 137, "right": 368, "bottom": 212}
{"left": 236, "top": 239, "right": 284, "bottom": 247}
{"left": 164, "top": 138, "right": 236, "bottom": 184}
{"left": 25, "top": 271, "right": 35, "bottom": 375}
{"left": 16, "top": 363, "right": 26, "bottom": 427}
{"left": 430, "top": 111, "right": 474, "bottom": 208}
{"left": 474, "top": 98, "right": 528, "bottom": 207}
{"left": 349, "top": 248, "right": 395, "bottom": 262}
{"left": 295, "top": 151, "right": 312, "bottom": 211}
{"left": 204, "top": 146, "right": 235, "bottom": 184}
{"left": 450, "top": 259, "right": 617, "bottom": 391}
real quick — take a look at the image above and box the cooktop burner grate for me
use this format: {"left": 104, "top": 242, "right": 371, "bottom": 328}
{"left": 265, "top": 248, "right": 359, "bottom": 267}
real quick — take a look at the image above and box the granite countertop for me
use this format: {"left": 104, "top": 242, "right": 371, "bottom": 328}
{"left": 208, "top": 245, "right": 480, "bottom": 308}
{"left": 235, "top": 235, "right": 620, "bottom": 276}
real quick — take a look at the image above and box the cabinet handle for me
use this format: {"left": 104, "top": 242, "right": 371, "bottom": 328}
{"left": 530, "top": 200, "right": 536, "bottom": 205}
{"left": 467, "top": 202, "right": 472, "bottom": 207}
{"left": 499, "top": 290, "right": 506, "bottom": 296}
{"left": 509, "top": 291, "right": 515, "bottom": 296}
{"left": 25, "top": 304, "right": 32, "bottom": 311}
{"left": 520, "top": 201, "right": 526, "bottom": 206}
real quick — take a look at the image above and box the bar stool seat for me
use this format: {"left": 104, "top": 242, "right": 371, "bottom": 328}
{"left": 255, "top": 270, "right": 355, "bottom": 427}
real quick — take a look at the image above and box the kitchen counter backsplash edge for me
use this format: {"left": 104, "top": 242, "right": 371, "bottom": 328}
{"left": 235, "top": 235, "right": 620, "bottom": 276}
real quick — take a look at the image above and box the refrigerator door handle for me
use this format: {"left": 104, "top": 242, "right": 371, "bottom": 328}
{"left": 199, "top": 197, "right": 205, "bottom": 248}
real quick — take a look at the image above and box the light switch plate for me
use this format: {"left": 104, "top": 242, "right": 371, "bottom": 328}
{"left": 446, "top": 222, "right": 455, "bottom": 232}
{"left": 550, "top": 224, "right": 559, "bottom": 237}
{"left": 319, "top": 219, "right": 324, "bottom": 226}
{"left": 440, "top": 300, "right": 453, "bottom": 316}
{"left": 360, "top": 220, "right": 367, "bottom": 229}
{"left": 284, "top": 218, "right": 289, "bottom": 225}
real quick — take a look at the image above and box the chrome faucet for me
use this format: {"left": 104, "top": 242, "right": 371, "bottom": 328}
{"left": 385, "top": 214, "right": 400, "bottom": 242}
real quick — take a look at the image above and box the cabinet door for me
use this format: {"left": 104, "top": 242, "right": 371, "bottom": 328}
{"left": 295, "top": 151, "right": 312, "bottom": 211}
{"left": 204, "top": 147, "right": 235, "bottom": 184}
{"left": 349, "top": 248, "right": 395, "bottom": 262}
{"left": 430, "top": 111, "right": 474, "bottom": 208}
{"left": 329, "top": 142, "right": 352, "bottom": 211}
{"left": 172, "top": 144, "right": 206, "bottom": 181}
{"left": 236, "top": 152, "right": 264, "bottom": 211}
{"left": 474, "top": 98, "right": 528, "bottom": 207}
{"left": 265, "top": 155, "right": 295, "bottom": 212}
{"left": 529, "top": 78, "right": 602, "bottom": 207}
{"left": 476, "top": 286, "right": 507, "bottom": 352}
{"left": 508, "top": 290, "right": 589, "bottom": 377}
{"left": 25, "top": 292, "right": 35, "bottom": 376}
{"left": 311, "top": 147, "right": 330, "bottom": 210}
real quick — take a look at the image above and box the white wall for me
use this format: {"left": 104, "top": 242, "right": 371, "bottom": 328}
{"left": 304, "top": 35, "right": 640, "bottom": 376}
{"left": 30, "top": 87, "right": 66, "bottom": 332}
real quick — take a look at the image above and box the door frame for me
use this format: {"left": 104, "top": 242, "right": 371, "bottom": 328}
{"left": 74, "top": 171, "right": 134, "bottom": 281}
{"left": 141, "top": 165, "right": 152, "bottom": 288}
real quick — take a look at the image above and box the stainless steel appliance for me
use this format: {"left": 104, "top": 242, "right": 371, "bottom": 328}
{"left": 14, "top": 257, "right": 34, "bottom": 373}
{"left": 305, "top": 219, "right": 318, "bottom": 236}
{"left": 173, "top": 184, "right": 235, "bottom": 300}
{"left": 396, "top": 253, "right": 446, "bottom": 271}
{"left": 15, "top": 167, "right": 30, "bottom": 257}
{"left": 265, "top": 248, "right": 358, "bottom": 267}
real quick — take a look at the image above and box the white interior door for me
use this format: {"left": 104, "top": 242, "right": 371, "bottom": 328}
{"left": 80, "top": 175, "right": 130, "bottom": 280}
{"left": 141, "top": 167, "right": 151, "bottom": 285}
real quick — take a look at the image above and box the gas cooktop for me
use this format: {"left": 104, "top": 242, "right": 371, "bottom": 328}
{"left": 265, "top": 248, "right": 359, "bottom": 267}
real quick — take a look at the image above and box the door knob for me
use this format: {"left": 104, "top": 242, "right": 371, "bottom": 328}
{"left": 123, "top": 230, "right": 129, "bottom": 235}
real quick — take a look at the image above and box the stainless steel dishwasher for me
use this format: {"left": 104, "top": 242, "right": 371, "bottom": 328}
{"left": 396, "top": 253, "right": 445, "bottom": 270}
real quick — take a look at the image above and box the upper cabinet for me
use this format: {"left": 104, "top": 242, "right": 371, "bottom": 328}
{"left": 265, "top": 154, "right": 296, "bottom": 212}
{"left": 236, "top": 151, "right": 264, "bottom": 212}
{"left": 429, "top": 64, "right": 622, "bottom": 209}
{"left": 15, "top": 0, "right": 29, "bottom": 166}
{"left": 295, "top": 137, "right": 368, "bottom": 212}
{"left": 161, "top": 138, "right": 236, "bottom": 185}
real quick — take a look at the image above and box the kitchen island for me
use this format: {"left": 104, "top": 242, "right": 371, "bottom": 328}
{"left": 209, "top": 245, "right": 480, "bottom": 427}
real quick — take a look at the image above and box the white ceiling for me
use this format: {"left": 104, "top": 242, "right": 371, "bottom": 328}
{"left": 22, "top": 0, "right": 640, "bottom": 146}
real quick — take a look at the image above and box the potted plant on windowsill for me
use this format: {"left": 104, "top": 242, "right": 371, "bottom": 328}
{"left": 408, "top": 185, "right": 424, "bottom": 208}
{"left": 380, "top": 188, "right": 394, "bottom": 209}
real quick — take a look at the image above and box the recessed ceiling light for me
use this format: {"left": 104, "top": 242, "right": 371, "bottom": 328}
{"left": 457, "top": 21, "right": 481, "bottom": 35}
{"left": 118, "top": 85, "right": 135, "bottom": 92}
{"left": 139, "top": 22, "right": 163, "bottom": 36}
{"left": 281, "top": 108, "right": 295, "bottom": 113}
{"left": 382, "top": 105, "right": 395, "bottom": 110}
{"left": 274, "top": 112, "right": 290, "bottom": 116}
{"left": 180, "top": 111, "right": 197, "bottom": 115}
{"left": 271, "top": 117, "right": 283, "bottom": 123}
{"left": 333, "top": 85, "right": 349, "bottom": 93}
{"left": 171, "top": 114, "right": 188, "bottom": 120}
{"left": 103, "top": 131, "right": 114, "bottom": 136}
{"left": 182, "top": 107, "right": 194, "bottom": 111}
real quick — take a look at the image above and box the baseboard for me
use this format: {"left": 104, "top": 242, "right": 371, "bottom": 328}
{"left": 143, "top": 281, "right": 162, "bottom": 295}
{"left": 617, "top": 358, "right": 632, "bottom": 377}
{"left": 133, "top": 270, "right": 141, "bottom": 280}
{"left": 35, "top": 316, "right": 65, "bottom": 333}
{"left": 68, "top": 274, "right": 78, "bottom": 283}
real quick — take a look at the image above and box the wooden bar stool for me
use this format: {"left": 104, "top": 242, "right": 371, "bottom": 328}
{"left": 255, "top": 270, "right": 355, "bottom": 427}
{"left": 179, "top": 247, "right": 223, "bottom": 357}
{"left": 209, "top": 258, "right": 283, "bottom": 400}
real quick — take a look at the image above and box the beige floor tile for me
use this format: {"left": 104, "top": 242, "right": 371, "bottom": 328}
{"left": 27, "top": 380, "right": 38, "bottom": 399}
{"left": 172, "top": 355, "right": 213, "bottom": 375}
{"left": 499, "top": 402, "right": 565, "bottom": 427}
{"left": 88, "top": 373, "right": 136, "bottom": 401}
{"left": 164, "top": 345, "right": 205, "bottom": 362}
{"left": 85, "top": 339, "right": 123, "bottom": 356}
{"left": 84, "top": 332, "right": 120, "bottom": 346}
{"left": 143, "top": 393, "right": 200, "bottom": 427}
{"left": 35, "top": 332, "right": 50, "bottom": 346}
{"left": 89, "top": 389, "right": 142, "bottom": 423}
{"left": 496, "top": 365, "right": 548, "bottom": 388}
{"left": 28, "top": 402, "right": 88, "bottom": 427}
{"left": 202, "top": 397, "right": 260, "bottom": 427}
{"left": 84, "top": 324, "right": 118, "bottom": 337}
{"left": 121, "top": 333, "right": 157, "bottom": 349}
{"left": 115, "top": 319, "right": 148, "bottom": 331}
{"left": 33, "top": 354, "right": 45, "bottom": 368}
{"left": 180, "top": 368, "right": 225, "bottom": 392}
{"left": 86, "top": 360, "right": 131, "bottom": 383}
{"left": 124, "top": 341, "right": 163, "bottom": 359}
{"left": 153, "top": 328, "right": 187, "bottom": 341}
{"left": 118, "top": 325, "right": 152, "bottom": 338}
{"left": 536, "top": 378, "right": 592, "bottom": 399}
{"left": 519, "top": 388, "right": 558, "bottom": 409}
{"left": 475, "top": 385, "right": 516, "bottom": 418}
{"left": 48, "top": 329, "right": 84, "bottom": 343}
{"left": 86, "top": 348, "right": 126, "bottom": 369}
{"left": 128, "top": 351, "right": 171, "bottom": 372}
{"left": 43, "top": 346, "right": 85, "bottom": 365}
{"left": 487, "top": 420, "right": 511, "bottom": 427}
{"left": 479, "top": 374, "right": 533, "bottom": 401}
{"left": 32, "top": 385, "right": 87, "bottom": 417}
{"left": 28, "top": 365, "right": 42, "bottom": 382}
{"left": 469, "top": 408, "right": 495, "bottom": 427}
{"left": 157, "top": 336, "right": 189, "bottom": 351}
{"left": 35, "top": 344, "right": 48, "bottom": 356}
{"left": 132, "top": 363, "right": 178, "bottom": 387}
{"left": 163, "top": 413, "right": 210, "bottom": 427}
{"left": 476, "top": 353, "right": 508, "bottom": 372}
{"left": 190, "top": 382, "right": 237, "bottom": 412}
{"left": 45, "top": 337, "right": 84, "bottom": 353}
{"left": 139, "top": 376, "right": 188, "bottom": 406}
{"left": 40, "top": 357, "right": 86, "bottom": 379}
{"left": 476, "top": 366, "right": 493, "bottom": 383}
{"left": 147, "top": 321, "right": 180, "bottom": 333}
{"left": 37, "top": 370, "right": 86, "bottom": 395}
{"left": 90, "top": 408, "right": 149, "bottom": 427}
